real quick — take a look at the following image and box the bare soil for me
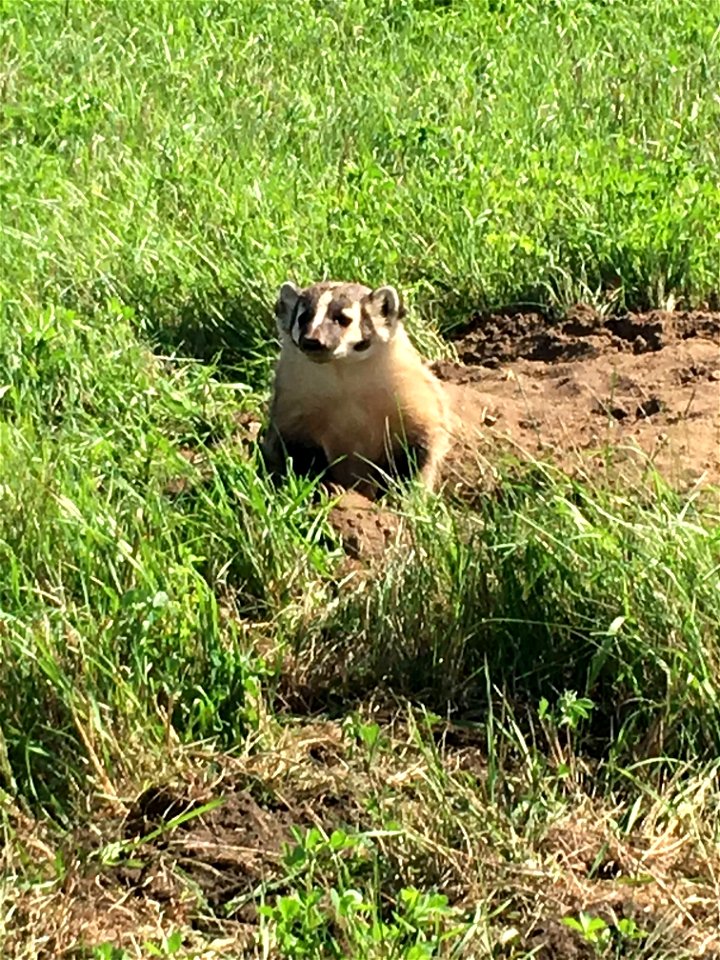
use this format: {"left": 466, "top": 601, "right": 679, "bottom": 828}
{"left": 439, "top": 305, "right": 720, "bottom": 494}
{"left": 328, "top": 307, "right": 719, "bottom": 557}
{"left": 327, "top": 488, "right": 403, "bottom": 561}
{"left": 122, "top": 773, "right": 365, "bottom": 909}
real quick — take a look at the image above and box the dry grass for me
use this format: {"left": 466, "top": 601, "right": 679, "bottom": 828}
{"left": 4, "top": 709, "right": 719, "bottom": 958}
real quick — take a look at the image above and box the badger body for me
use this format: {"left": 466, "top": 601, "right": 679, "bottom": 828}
{"left": 261, "top": 280, "right": 449, "bottom": 498}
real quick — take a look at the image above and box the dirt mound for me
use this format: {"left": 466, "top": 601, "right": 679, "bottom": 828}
{"left": 118, "top": 772, "right": 365, "bottom": 923}
{"left": 321, "top": 308, "right": 718, "bottom": 554}
{"left": 438, "top": 306, "right": 720, "bottom": 494}
{"left": 120, "top": 784, "right": 293, "bottom": 916}
{"left": 448, "top": 305, "right": 720, "bottom": 367}
{"left": 327, "top": 489, "right": 402, "bottom": 560}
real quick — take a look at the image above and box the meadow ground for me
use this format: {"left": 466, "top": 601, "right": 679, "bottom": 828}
{"left": 1, "top": 1, "right": 720, "bottom": 956}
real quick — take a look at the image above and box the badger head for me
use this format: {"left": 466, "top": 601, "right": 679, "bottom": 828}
{"left": 274, "top": 280, "right": 405, "bottom": 363}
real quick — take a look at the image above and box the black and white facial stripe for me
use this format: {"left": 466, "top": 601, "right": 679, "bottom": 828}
{"left": 275, "top": 281, "right": 404, "bottom": 362}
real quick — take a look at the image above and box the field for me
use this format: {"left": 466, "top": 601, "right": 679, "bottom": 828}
{"left": 2, "top": 0, "right": 720, "bottom": 956}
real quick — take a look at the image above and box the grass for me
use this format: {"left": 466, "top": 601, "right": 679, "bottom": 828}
{"left": 1, "top": 0, "right": 720, "bottom": 956}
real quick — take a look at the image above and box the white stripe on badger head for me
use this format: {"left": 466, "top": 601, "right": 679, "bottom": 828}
{"left": 309, "top": 289, "right": 334, "bottom": 333}
{"left": 344, "top": 301, "right": 363, "bottom": 342}
{"left": 332, "top": 301, "right": 365, "bottom": 358}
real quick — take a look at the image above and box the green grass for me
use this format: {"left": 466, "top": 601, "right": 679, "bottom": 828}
{"left": 2, "top": 1, "right": 720, "bottom": 956}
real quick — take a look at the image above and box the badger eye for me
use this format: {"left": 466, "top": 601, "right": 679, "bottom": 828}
{"left": 336, "top": 311, "right": 353, "bottom": 328}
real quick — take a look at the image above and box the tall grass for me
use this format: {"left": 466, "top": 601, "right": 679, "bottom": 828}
{"left": 286, "top": 471, "right": 720, "bottom": 761}
{"left": 3, "top": 2, "right": 719, "bottom": 350}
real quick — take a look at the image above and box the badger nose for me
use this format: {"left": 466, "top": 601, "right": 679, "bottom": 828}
{"left": 299, "top": 335, "right": 329, "bottom": 353}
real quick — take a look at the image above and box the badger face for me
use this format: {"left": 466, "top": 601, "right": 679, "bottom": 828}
{"left": 275, "top": 281, "right": 405, "bottom": 363}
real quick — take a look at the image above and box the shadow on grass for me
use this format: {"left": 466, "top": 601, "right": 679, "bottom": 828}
{"left": 135, "top": 283, "right": 275, "bottom": 387}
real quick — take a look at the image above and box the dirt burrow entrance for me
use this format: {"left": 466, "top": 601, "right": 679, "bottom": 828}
{"left": 328, "top": 308, "right": 719, "bottom": 559}
{"left": 219, "top": 307, "right": 719, "bottom": 559}
{"left": 438, "top": 305, "right": 720, "bottom": 493}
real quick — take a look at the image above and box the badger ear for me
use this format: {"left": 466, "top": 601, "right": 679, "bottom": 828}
{"left": 365, "top": 285, "right": 405, "bottom": 331}
{"left": 275, "top": 281, "right": 301, "bottom": 335}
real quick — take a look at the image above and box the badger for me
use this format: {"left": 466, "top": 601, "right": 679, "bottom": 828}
{"left": 260, "top": 280, "right": 450, "bottom": 499}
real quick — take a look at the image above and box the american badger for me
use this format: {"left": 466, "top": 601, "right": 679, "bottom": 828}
{"left": 261, "top": 280, "right": 449, "bottom": 498}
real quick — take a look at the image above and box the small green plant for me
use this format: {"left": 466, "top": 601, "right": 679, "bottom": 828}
{"left": 259, "top": 826, "right": 469, "bottom": 958}
{"left": 538, "top": 693, "right": 595, "bottom": 779}
{"left": 539, "top": 692, "right": 595, "bottom": 732}
{"left": 563, "top": 912, "right": 646, "bottom": 956}
{"left": 343, "top": 713, "right": 384, "bottom": 766}
{"left": 143, "top": 931, "right": 184, "bottom": 957}
{"left": 92, "top": 946, "right": 127, "bottom": 960}
{"left": 563, "top": 912, "right": 611, "bottom": 949}
{"left": 261, "top": 890, "right": 334, "bottom": 959}
{"left": 615, "top": 918, "right": 646, "bottom": 942}
{"left": 262, "top": 883, "right": 463, "bottom": 959}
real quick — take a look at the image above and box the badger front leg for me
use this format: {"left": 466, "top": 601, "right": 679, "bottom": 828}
{"left": 259, "top": 423, "right": 285, "bottom": 477}
{"left": 386, "top": 423, "right": 449, "bottom": 493}
{"left": 260, "top": 424, "right": 328, "bottom": 481}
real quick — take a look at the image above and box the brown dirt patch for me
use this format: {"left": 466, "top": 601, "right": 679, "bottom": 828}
{"left": 320, "top": 308, "right": 719, "bottom": 557}
{"left": 327, "top": 488, "right": 402, "bottom": 561}
{"left": 438, "top": 306, "right": 720, "bottom": 493}
{"left": 115, "top": 769, "right": 366, "bottom": 926}
{"left": 119, "top": 784, "right": 293, "bottom": 918}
